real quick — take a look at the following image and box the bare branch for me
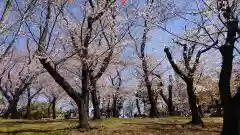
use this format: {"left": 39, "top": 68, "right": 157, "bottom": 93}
{"left": 164, "top": 47, "right": 188, "bottom": 81}
{"left": 191, "top": 40, "right": 218, "bottom": 74}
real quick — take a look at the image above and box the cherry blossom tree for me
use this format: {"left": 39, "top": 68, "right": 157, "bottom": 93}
{"left": 26, "top": 86, "right": 43, "bottom": 119}
{"left": 127, "top": 0, "right": 176, "bottom": 117}
{"left": 0, "top": 52, "right": 43, "bottom": 119}
{"left": 23, "top": 0, "right": 124, "bottom": 128}
{"left": 108, "top": 67, "right": 125, "bottom": 117}
{"left": 165, "top": 0, "right": 240, "bottom": 132}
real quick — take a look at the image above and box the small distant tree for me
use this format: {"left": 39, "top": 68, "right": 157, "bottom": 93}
{"left": 42, "top": 79, "right": 64, "bottom": 119}
{"left": 109, "top": 68, "right": 124, "bottom": 117}
{"left": 26, "top": 87, "right": 43, "bottom": 119}
{"left": 124, "top": 99, "right": 135, "bottom": 118}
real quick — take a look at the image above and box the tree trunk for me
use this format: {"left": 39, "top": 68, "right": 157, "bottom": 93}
{"left": 27, "top": 89, "right": 31, "bottom": 119}
{"left": 78, "top": 99, "right": 89, "bottom": 129}
{"left": 218, "top": 19, "right": 238, "bottom": 134}
{"left": 90, "top": 78, "right": 100, "bottom": 119}
{"left": 198, "top": 105, "right": 203, "bottom": 117}
{"left": 86, "top": 93, "right": 89, "bottom": 118}
{"left": 136, "top": 98, "right": 141, "bottom": 115}
{"left": 141, "top": 44, "right": 158, "bottom": 118}
{"left": 38, "top": 58, "right": 90, "bottom": 128}
{"left": 143, "top": 100, "right": 147, "bottom": 115}
{"left": 222, "top": 90, "right": 240, "bottom": 135}
{"left": 106, "top": 98, "right": 111, "bottom": 118}
{"left": 213, "top": 100, "right": 222, "bottom": 116}
{"left": 2, "top": 105, "right": 11, "bottom": 118}
{"left": 168, "top": 84, "right": 174, "bottom": 116}
{"left": 112, "top": 95, "right": 118, "bottom": 117}
{"left": 186, "top": 79, "right": 202, "bottom": 125}
{"left": 149, "top": 99, "right": 158, "bottom": 117}
{"left": 27, "top": 98, "right": 31, "bottom": 119}
{"left": 3, "top": 100, "right": 19, "bottom": 119}
{"left": 219, "top": 45, "right": 237, "bottom": 134}
{"left": 47, "top": 103, "right": 51, "bottom": 118}
{"left": 91, "top": 81, "right": 100, "bottom": 119}
{"left": 10, "top": 103, "right": 19, "bottom": 119}
{"left": 78, "top": 63, "right": 90, "bottom": 128}
{"left": 144, "top": 70, "right": 158, "bottom": 117}
{"left": 52, "top": 97, "right": 56, "bottom": 119}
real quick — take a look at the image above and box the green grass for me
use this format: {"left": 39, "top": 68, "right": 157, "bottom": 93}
{"left": 0, "top": 117, "right": 223, "bottom": 135}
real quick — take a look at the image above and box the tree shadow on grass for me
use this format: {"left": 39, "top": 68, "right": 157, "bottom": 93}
{"left": 0, "top": 126, "right": 78, "bottom": 134}
{"left": 123, "top": 122, "right": 221, "bottom": 133}
{"left": 0, "top": 119, "right": 77, "bottom": 126}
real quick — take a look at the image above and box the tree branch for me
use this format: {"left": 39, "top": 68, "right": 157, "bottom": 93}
{"left": 164, "top": 47, "right": 188, "bottom": 81}
{"left": 191, "top": 41, "right": 218, "bottom": 73}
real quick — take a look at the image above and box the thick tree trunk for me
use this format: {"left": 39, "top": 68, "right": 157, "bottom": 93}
{"left": 79, "top": 63, "right": 90, "bottom": 128}
{"left": 78, "top": 99, "right": 90, "bottom": 129}
{"left": 149, "top": 99, "right": 158, "bottom": 117}
{"left": 52, "top": 97, "right": 56, "bottom": 119}
{"left": 222, "top": 91, "right": 240, "bottom": 135}
{"left": 136, "top": 98, "right": 141, "bottom": 115}
{"left": 186, "top": 79, "right": 202, "bottom": 125}
{"left": 141, "top": 45, "right": 158, "bottom": 117}
{"left": 91, "top": 81, "right": 100, "bottom": 119}
{"left": 39, "top": 58, "right": 89, "bottom": 128}
{"left": 112, "top": 96, "right": 117, "bottom": 117}
{"left": 144, "top": 70, "right": 158, "bottom": 117}
{"left": 219, "top": 45, "right": 237, "bottom": 134}
{"left": 218, "top": 18, "right": 238, "bottom": 134}
{"left": 10, "top": 103, "right": 19, "bottom": 119}
{"left": 3, "top": 100, "right": 19, "bottom": 119}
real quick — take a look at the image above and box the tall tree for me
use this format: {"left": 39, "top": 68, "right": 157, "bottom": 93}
{"left": 127, "top": 0, "right": 176, "bottom": 117}
{"left": 26, "top": 0, "right": 120, "bottom": 128}
{"left": 180, "top": 0, "right": 240, "bottom": 133}
{"left": 164, "top": 39, "right": 217, "bottom": 124}
{"left": 214, "top": 0, "right": 240, "bottom": 134}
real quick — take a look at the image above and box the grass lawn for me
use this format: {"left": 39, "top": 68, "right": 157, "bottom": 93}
{"left": 0, "top": 117, "right": 223, "bottom": 135}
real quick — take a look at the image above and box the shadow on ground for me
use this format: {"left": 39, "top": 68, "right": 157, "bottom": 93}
{"left": 0, "top": 127, "right": 77, "bottom": 134}
{"left": 0, "top": 119, "right": 77, "bottom": 126}
{"left": 121, "top": 121, "right": 221, "bottom": 134}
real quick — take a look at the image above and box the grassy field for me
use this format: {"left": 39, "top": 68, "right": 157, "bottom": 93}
{"left": 0, "top": 117, "right": 223, "bottom": 135}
